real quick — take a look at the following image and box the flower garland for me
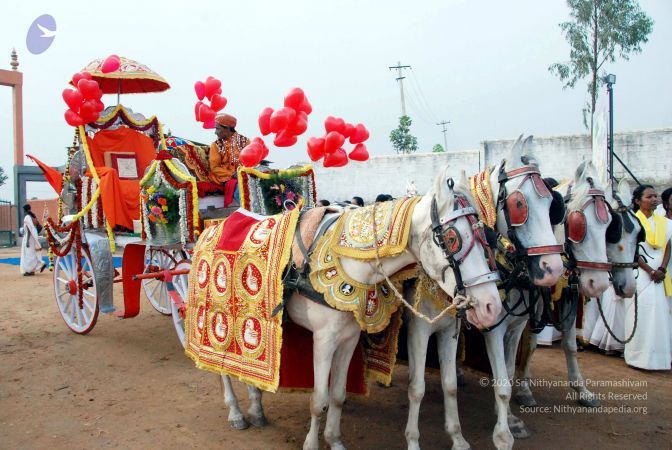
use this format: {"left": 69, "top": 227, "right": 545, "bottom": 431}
{"left": 139, "top": 158, "right": 198, "bottom": 247}
{"left": 164, "top": 159, "right": 199, "bottom": 237}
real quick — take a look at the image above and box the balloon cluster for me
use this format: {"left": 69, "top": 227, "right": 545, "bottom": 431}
{"left": 307, "top": 116, "right": 370, "bottom": 167}
{"left": 194, "top": 76, "right": 227, "bottom": 129}
{"left": 62, "top": 72, "right": 104, "bottom": 126}
{"left": 101, "top": 54, "right": 121, "bottom": 73}
{"left": 258, "top": 87, "right": 313, "bottom": 148}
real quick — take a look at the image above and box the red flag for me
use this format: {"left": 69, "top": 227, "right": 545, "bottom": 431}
{"left": 26, "top": 154, "right": 63, "bottom": 194}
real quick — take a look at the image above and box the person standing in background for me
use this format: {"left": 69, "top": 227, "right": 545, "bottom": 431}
{"left": 20, "top": 204, "right": 46, "bottom": 276}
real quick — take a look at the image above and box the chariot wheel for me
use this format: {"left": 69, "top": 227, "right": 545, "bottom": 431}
{"left": 170, "top": 260, "right": 191, "bottom": 348}
{"left": 142, "top": 248, "right": 181, "bottom": 315}
{"left": 53, "top": 248, "right": 99, "bottom": 334}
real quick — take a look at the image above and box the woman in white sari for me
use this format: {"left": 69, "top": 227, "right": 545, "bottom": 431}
{"left": 20, "top": 204, "right": 46, "bottom": 276}
{"left": 624, "top": 185, "right": 672, "bottom": 370}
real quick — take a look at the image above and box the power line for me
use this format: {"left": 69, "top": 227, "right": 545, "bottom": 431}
{"left": 408, "top": 68, "right": 439, "bottom": 123}
{"left": 388, "top": 61, "right": 411, "bottom": 117}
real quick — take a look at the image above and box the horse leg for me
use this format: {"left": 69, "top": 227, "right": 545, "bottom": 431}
{"left": 246, "top": 385, "right": 268, "bottom": 427}
{"left": 323, "top": 323, "right": 360, "bottom": 450}
{"left": 514, "top": 331, "right": 538, "bottom": 407}
{"left": 304, "top": 328, "right": 338, "bottom": 450}
{"left": 562, "top": 322, "right": 600, "bottom": 407}
{"left": 404, "top": 317, "right": 431, "bottom": 450}
{"left": 483, "top": 328, "right": 514, "bottom": 450}
{"left": 221, "top": 375, "right": 249, "bottom": 430}
{"left": 436, "top": 322, "right": 471, "bottom": 450}
{"left": 502, "top": 324, "right": 532, "bottom": 439}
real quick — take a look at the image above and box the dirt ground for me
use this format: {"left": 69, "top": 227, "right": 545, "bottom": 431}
{"left": 1, "top": 251, "right": 671, "bottom": 450}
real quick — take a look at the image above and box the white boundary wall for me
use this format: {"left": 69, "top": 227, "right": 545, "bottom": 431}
{"left": 310, "top": 128, "right": 671, "bottom": 203}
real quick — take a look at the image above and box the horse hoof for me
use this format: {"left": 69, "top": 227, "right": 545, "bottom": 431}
{"left": 229, "top": 417, "right": 249, "bottom": 430}
{"left": 510, "top": 423, "right": 533, "bottom": 439}
{"left": 249, "top": 414, "right": 268, "bottom": 427}
{"left": 578, "top": 397, "right": 600, "bottom": 407}
{"left": 514, "top": 392, "right": 537, "bottom": 407}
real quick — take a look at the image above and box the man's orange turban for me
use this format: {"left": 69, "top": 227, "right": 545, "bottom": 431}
{"left": 215, "top": 113, "right": 237, "bottom": 128}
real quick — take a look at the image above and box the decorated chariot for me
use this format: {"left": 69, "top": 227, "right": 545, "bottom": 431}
{"left": 45, "top": 57, "right": 317, "bottom": 343}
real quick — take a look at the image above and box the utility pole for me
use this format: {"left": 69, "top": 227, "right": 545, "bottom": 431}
{"left": 389, "top": 61, "right": 411, "bottom": 117}
{"left": 437, "top": 120, "right": 450, "bottom": 151}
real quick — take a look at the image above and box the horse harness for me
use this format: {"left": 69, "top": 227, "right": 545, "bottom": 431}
{"left": 430, "top": 179, "right": 500, "bottom": 301}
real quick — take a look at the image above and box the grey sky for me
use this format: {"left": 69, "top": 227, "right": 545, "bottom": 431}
{"left": 1, "top": 0, "right": 670, "bottom": 199}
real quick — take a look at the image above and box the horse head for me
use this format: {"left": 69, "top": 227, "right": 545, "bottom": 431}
{"left": 605, "top": 179, "right": 642, "bottom": 297}
{"left": 492, "top": 135, "right": 564, "bottom": 286}
{"left": 410, "top": 165, "right": 502, "bottom": 329}
{"left": 559, "top": 161, "right": 612, "bottom": 297}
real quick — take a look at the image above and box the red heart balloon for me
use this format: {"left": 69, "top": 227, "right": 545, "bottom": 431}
{"left": 287, "top": 111, "right": 308, "bottom": 136}
{"left": 239, "top": 143, "right": 263, "bottom": 167}
{"left": 284, "top": 87, "right": 305, "bottom": 110}
{"left": 324, "top": 116, "right": 346, "bottom": 135}
{"left": 273, "top": 131, "right": 298, "bottom": 148}
{"left": 202, "top": 119, "right": 215, "bottom": 129}
{"left": 252, "top": 137, "right": 270, "bottom": 160}
{"left": 77, "top": 79, "right": 100, "bottom": 100}
{"left": 194, "top": 101, "right": 204, "bottom": 121}
{"left": 323, "top": 148, "right": 348, "bottom": 168}
{"left": 101, "top": 54, "right": 121, "bottom": 73}
{"left": 194, "top": 81, "right": 206, "bottom": 101}
{"left": 298, "top": 96, "right": 312, "bottom": 115}
{"left": 91, "top": 88, "right": 103, "bottom": 100}
{"left": 269, "top": 107, "right": 296, "bottom": 134}
{"left": 210, "top": 94, "right": 227, "bottom": 112}
{"left": 64, "top": 109, "right": 84, "bottom": 127}
{"left": 71, "top": 71, "right": 92, "bottom": 86}
{"left": 94, "top": 99, "right": 105, "bottom": 112}
{"left": 258, "top": 107, "right": 274, "bottom": 136}
{"left": 62, "top": 89, "right": 84, "bottom": 112}
{"left": 343, "top": 123, "right": 355, "bottom": 139}
{"left": 199, "top": 105, "right": 216, "bottom": 123}
{"left": 350, "top": 123, "right": 370, "bottom": 144}
{"left": 349, "top": 143, "right": 369, "bottom": 161}
{"left": 307, "top": 137, "right": 326, "bottom": 161}
{"left": 324, "top": 131, "right": 345, "bottom": 153}
{"left": 204, "top": 77, "right": 222, "bottom": 100}
{"left": 80, "top": 99, "right": 100, "bottom": 119}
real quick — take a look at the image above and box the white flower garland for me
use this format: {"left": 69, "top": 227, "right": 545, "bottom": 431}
{"left": 141, "top": 196, "right": 152, "bottom": 242}
{"left": 81, "top": 176, "right": 90, "bottom": 228}
{"left": 179, "top": 189, "right": 187, "bottom": 248}
{"left": 90, "top": 178, "right": 99, "bottom": 228}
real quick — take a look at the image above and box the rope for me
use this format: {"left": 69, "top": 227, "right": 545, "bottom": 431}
{"left": 369, "top": 202, "right": 477, "bottom": 325}
{"left": 595, "top": 290, "right": 638, "bottom": 345}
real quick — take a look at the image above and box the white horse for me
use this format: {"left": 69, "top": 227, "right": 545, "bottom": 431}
{"left": 514, "top": 177, "right": 642, "bottom": 410}
{"left": 208, "top": 165, "right": 503, "bottom": 450}
{"left": 404, "top": 136, "right": 564, "bottom": 450}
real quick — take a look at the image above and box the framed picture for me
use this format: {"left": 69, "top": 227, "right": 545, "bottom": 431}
{"left": 104, "top": 152, "right": 139, "bottom": 180}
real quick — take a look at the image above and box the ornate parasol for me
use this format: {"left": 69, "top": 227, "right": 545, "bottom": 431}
{"left": 70, "top": 56, "right": 170, "bottom": 100}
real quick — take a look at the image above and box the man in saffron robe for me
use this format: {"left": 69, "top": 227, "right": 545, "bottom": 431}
{"left": 208, "top": 113, "right": 249, "bottom": 205}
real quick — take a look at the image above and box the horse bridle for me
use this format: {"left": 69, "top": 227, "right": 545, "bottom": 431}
{"left": 430, "top": 180, "right": 500, "bottom": 297}
{"left": 497, "top": 164, "right": 565, "bottom": 257}
{"left": 608, "top": 195, "right": 645, "bottom": 271}
{"left": 564, "top": 181, "right": 614, "bottom": 272}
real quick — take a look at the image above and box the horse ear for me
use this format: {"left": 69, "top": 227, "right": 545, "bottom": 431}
{"left": 458, "top": 169, "right": 468, "bottom": 188}
{"left": 618, "top": 178, "right": 633, "bottom": 205}
{"left": 505, "top": 134, "right": 524, "bottom": 170}
{"left": 574, "top": 160, "right": 589, "bottom": 183}
{"left": 521, "top": 135, "right": 540, "bottom": 166}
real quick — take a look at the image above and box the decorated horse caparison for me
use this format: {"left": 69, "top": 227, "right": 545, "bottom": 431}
{"left": 184, "top": 165, "right": 503, "bottom": 450}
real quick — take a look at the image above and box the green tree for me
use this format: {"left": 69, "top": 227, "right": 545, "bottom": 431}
{"left": 549, "top": 0, "right": 653, "bottom": 129}
{"left": 0, "top": 167, "right": 7, "bottom": 187}
{"left": 432, "top": 144, "right": 445, "bottom": 153}
{"left": 389, "top": 115, "right": 418, "bottom": 154}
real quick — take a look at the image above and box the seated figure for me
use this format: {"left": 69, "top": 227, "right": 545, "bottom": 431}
{"left": 208, "top": 113, "right": 249, "bottom": 204}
